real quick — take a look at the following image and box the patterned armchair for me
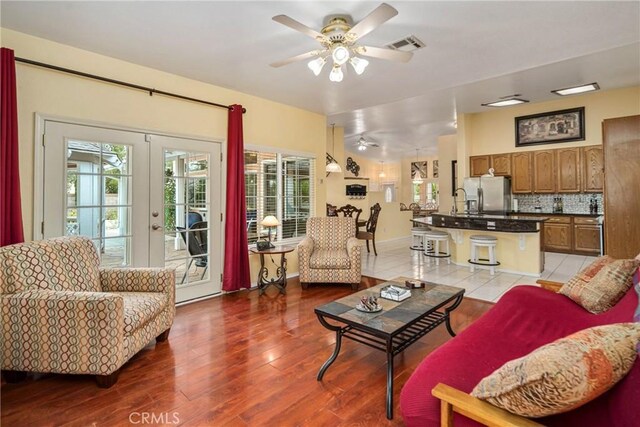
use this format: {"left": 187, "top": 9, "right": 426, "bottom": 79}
{"left": 0, "top": 236, "right": 175, "bottom": 388}
{"left": 298, "top": 217, "right": 362, "bottom": 290}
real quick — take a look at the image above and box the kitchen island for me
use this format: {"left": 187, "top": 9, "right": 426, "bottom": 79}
{"left": 413, "top": 213, "right": 548, "bottom": 276}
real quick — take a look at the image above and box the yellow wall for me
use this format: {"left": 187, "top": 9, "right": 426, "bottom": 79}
{"left": 466, "top": 86, "right": 640, "bottom": 155}
{"left": 437, "top": 135, "right": 458, "bottom": 214}
{"left": 2, "top": 28, "right": 327, "bottom": 282}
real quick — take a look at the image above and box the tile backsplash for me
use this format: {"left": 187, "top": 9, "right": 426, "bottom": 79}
{"left": 514, "top": 193, "right": 603, "bottom": 215}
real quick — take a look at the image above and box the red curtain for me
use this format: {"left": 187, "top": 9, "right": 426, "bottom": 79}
{"left": 222, "top": 104, "right": 250, "bottom": 291}
{"left": 0, "top": 48, "right": 24, "bottom": 247}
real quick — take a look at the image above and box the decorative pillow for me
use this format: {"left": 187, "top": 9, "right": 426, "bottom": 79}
{"left": 559, "top": 257, "right": 640, "bottom": 314}
{"left": 471, "top": 323, "right": 640, "bottom": 418}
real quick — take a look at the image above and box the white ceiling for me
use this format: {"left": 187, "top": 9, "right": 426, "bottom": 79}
{"left": 2, "top": 1, "right": 639, "bottom": 160}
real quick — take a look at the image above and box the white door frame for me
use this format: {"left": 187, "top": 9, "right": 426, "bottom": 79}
{"left": 33, "top": 114, "right": 227, "bottom": 299}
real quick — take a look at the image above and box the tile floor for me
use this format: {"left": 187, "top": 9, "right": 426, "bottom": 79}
{"left": 361, "top": 237, "right": 596, "bottom": 303}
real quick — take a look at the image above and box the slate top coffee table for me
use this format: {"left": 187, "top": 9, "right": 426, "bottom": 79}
{"left": 314, "top": 281, "right": 465, "bottom": 420}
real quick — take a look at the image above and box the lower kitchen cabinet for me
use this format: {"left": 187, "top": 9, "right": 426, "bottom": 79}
{"left": 541, "top": 215, "right": 601, "bottom": 255}
{"left": 544, "top": 217, "right": 572, "bottom": 252}
{"left": 573, "top": 217, "right": 601, "bottom": 255}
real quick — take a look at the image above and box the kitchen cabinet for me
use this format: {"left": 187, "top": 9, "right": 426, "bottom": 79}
{"left": 511, "top": 152, "right": 533, "bottom": 194}
{"left": 490, "top": 153, "right": 512, "bottom": 176}
{"left": 533, "top": 150, "right": 555, "bottom": 193}
{"left": 582, "top": 145, "right": 603, "bottom": 192}
{"left": 543, "top": 216, "right": 572, "bottom": 252}
{"left": 470, "top": 156, "right": 490, "bottom": 177}
{"left": 573, "top": 217, "right": 601, "bottom": 255}
{"left": 556, "top": 147, "right": 581, "bottom": 193}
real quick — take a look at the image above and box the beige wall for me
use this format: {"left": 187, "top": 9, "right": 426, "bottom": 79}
{"left": 437, "top": 135, "right": 458, "bottom": 214}
{"left": 2, "top": 28, "right": 327, "bottom": 281}
{"left": 466, "top": 86, "right": 640, "bottom": 156}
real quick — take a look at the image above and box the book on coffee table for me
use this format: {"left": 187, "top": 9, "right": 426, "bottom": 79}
{"left": 380, "top": 284, "right": 411, "bottom": 301}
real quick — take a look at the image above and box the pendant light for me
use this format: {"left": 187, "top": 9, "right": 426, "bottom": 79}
{"left": 412, "top": 148, "right": 423, "bottom": 184}
{"left": 379, "top": 161, "right": 386, "bottom": 178}
{"left": 326, "top": 124, "right": 342, "bottom": 173}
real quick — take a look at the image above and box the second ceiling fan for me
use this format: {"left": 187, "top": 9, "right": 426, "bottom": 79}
{"left": 270, "top": 3, "right": 413, "bottom": 82}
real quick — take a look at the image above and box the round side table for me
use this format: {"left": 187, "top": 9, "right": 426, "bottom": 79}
{"left": 249, "top": 245, "right": 295, "bottom": 295}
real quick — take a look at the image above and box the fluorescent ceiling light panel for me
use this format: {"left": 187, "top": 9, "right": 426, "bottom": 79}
{"left": 481, "top": 98, "right": 529, "bottom": 107}
{"left": 551, "top": 83, "right": 600, "bottom": 96}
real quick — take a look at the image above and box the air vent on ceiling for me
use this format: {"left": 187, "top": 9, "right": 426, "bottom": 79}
{"left": 385, "top": 35, "right": 425, "bottom": 52}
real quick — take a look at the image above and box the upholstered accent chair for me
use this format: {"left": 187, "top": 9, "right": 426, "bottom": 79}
{"left": 0, "top": 236, "right": 175, "bottom": 388}
{"left": 298, "top": 217, "right": 362, "bottom": 290}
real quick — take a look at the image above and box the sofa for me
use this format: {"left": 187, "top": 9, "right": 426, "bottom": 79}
{"left": 298, "top": 217, "right": 361, "bottom": 290}
{"left": 400, "top": 278, "right": 639, "bottom": 426}
{"left": 0, "top": 236, "right": 175, "bottom": 387}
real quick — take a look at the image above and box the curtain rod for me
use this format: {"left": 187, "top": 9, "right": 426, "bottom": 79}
{"left": 15, "top": 57, "right": 246, "bottom": 114}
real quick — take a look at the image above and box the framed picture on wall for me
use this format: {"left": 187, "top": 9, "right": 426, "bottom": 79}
{"left": 411, "top": 161, "right": 427, "bottom": 179}
{"left": 433, "top": 160, "right": 439, "bottom": 178}
{"left": 515, "top": 107, "right": 585, "bottom": 146}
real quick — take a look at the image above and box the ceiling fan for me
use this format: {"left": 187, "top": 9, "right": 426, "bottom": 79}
{"left": 270, "top": 3, "right": 413, "bottom": 82}
{"left": 355, "top": 136, "right": 379, "bottom": 151}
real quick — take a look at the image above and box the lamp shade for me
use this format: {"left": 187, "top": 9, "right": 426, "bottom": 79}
{"left": 261, "top": 215, "right": 280, "bottom": 227}
{"left": 326, "top": 162, "right": 342, "bottom": 173}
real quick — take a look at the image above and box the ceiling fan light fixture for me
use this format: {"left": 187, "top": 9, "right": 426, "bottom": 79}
{"left": 307, "top": 57, "right": 327, "bottom": 76}
{"left": 349, "top": 56, "right": 369, "bottom": 75}
{"left": 329, "top": 65, "right": 344, "bottom": 82}
{"left": 331, "top": 45, "right": 350, "bottom": 66}
{"left": 357, "top": 144, "right": 367, "bottom": 151}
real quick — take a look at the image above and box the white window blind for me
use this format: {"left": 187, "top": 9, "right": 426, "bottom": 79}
{"left": 245, "top": 150, "right": 315, "bottom": 244}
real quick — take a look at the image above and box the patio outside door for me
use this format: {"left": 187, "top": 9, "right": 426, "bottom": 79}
{"left": 42, "top": 121, "right": 222, "bottom": 303}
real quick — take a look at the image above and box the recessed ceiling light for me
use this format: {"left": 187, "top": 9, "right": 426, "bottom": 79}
{"left": 481, "top": 98, "right": 529, "bottom": 107}
{"left": 551, "top": 82, "right": 600, "bottom": 96}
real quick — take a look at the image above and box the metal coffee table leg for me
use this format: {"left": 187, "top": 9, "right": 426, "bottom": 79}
{"left": 316, "top": 314, "right": 343, "bottom": 380}
{"left": 386, "top": 340, "right": 394, "bottom": 420}
{"left": 444, "top": 293, "right": 464, "bottom": 337}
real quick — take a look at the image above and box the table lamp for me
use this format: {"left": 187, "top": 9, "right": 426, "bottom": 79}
{"left": 261, "top": 215, "right": 280, "bottom": 248}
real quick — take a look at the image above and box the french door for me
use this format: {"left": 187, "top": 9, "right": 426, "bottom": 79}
{"left": 41, "top": 120, "right": 222, "bottom": 302}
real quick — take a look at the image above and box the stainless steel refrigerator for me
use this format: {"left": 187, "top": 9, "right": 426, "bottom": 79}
{"left": 463, "top": 177, "right": 512, "bottom": 214}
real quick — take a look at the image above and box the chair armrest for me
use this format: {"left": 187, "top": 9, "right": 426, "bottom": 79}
{"left": 432, "top": 383, "right": 543, "bottom": 427}
{"left": 1, "top": 290, "right": 125, "bottom": 374}
{"left": 297, "top": 237, "right": 315, "bottom": 260}
{"left": 535, "top": 279, "right": 563, "bottom": 293}
{"left": 100, "top": 268, "right": 175, "bottom": 295}
{"left": 346, "top": 237, "right": 361, "bottom": 257}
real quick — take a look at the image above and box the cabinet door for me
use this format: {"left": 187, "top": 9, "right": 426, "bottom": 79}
{"left": 573, "top": 218, "right": 601, "bottom": 254}
{"left": 491, "top": 153, "right": 512, "bottom": 176}
{"left": 582, "top": 146, "right": 603, "bottom": 192}
{"left": 470, "top": 156, "right": 490, "bottom": 177}
{"left": 533, "top": 150, "right": 556, "bottom": 193}
{"left": 556, "top": 147, "right": 581, "bottom": 193}
{"left": 511, "top": 152, "right": 532, "bottom": 193}
{"left": 544, "top": 220, "right": 572, "bottom": 252}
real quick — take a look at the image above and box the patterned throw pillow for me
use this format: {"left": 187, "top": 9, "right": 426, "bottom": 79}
{"left": 471, "top": 323, "right": 640, "bottom": 418}
{"left": 559, "top": 257, "right": 640, "bottom": 314}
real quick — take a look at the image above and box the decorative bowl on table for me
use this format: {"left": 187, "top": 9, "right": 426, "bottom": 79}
{"left": 355, "top": 295, "right": 382, "bottom": 312}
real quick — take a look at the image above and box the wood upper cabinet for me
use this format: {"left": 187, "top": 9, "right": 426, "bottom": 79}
{"left": 470, "top": 155, "right": 490, "bottom": 177}
{"left": 556, "top": 147, "right": 581, "bottom": 193}
{"left": 490, "top": 153, "right": 511, "bottom": 176}
{"left": 511, "top": 152, "right": 532, "bottom": 193}
{"left": 533, "top": 150, "right": 555, "bottom": 193}
{"left": 582, "top": 145, "right": 603, "bottom": 192}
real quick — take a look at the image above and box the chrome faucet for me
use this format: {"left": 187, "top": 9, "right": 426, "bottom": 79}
{"left": 452, "top": 188, "right": 467, "bottom": 214}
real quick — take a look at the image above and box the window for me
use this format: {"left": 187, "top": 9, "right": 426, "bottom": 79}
{"left": 245, "top": 149, "right": 315, "bottom": 244}
{"left": 412, "top": 181, "right": 439, "bottom": 205}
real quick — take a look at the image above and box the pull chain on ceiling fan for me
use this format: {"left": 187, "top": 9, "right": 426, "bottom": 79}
{"left": 270, "top": 3, "right": 413, "bottom": 82}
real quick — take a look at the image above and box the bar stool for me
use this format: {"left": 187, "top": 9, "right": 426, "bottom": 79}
{"left": 411, "top": 227, "right": 429, "bottom": 251}
{"left": 469, "top": 235, "right": 500, "bottom": 275}
{"left": 423, "top": 230, "right": 451, "bottom": 266}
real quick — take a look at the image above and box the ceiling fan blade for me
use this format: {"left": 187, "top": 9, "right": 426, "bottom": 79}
{"left": 345, "top": 3, "right": 398, "bottom": 42}
{"left": 270, "top": 50, "right": 323, "bottom": 68}
{"left": 273, "top": 15, "right": 326, "bottom": 42}
{"left": 356, "top": 45, "right": 413, "bottom": 63}
{"left": 368, "top": 143, "right": 380, "bottom": 147}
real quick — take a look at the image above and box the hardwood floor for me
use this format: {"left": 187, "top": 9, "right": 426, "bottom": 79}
{"left": 1, "top": 277, "right": 493, "bottom": 426}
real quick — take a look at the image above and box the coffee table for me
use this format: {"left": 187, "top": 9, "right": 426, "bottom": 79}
{"left": 314, "top": 281, "right": 465, "bottom": 420}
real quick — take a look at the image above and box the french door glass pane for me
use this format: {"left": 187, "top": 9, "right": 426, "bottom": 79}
{"left": 65, "top": 140, "right": 132, "bottom": 266}
{"left": 164, "top": 149, "right": 210, "bottom": 286}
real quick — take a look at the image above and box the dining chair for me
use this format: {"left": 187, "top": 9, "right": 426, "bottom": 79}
{"left": 357, "top": 203, "right": 382, "bottom": 256}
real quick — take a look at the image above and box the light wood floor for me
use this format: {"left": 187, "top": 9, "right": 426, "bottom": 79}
{"left": 1, "top": 276, "right": 493, "bottom": 426}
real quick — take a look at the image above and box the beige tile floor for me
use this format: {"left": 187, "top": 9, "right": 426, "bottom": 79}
{"left": 361, "top": 237, "right": 597, "bottom": 303}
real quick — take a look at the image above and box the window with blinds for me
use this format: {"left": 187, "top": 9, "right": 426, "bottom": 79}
{"left": 244, "top": 150, "right": 315, "bottom": 244}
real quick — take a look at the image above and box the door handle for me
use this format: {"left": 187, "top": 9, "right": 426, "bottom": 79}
{"left": 151, "top": 223, "right": 162, "bottom": 231}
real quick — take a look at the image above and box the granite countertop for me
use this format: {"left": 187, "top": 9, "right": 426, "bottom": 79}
{"left": 508, "top": 211, "right": 601, "bottom": 217}
{"left": 429, "top": 213, "right": 548, "bottom": 222}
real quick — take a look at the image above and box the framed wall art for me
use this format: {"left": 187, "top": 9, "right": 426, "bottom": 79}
{"left": 411, "top": 161, "right": 427, "bottom": 179}
{"left": 515, "top": 107, "right": 585, "bottom": 147}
